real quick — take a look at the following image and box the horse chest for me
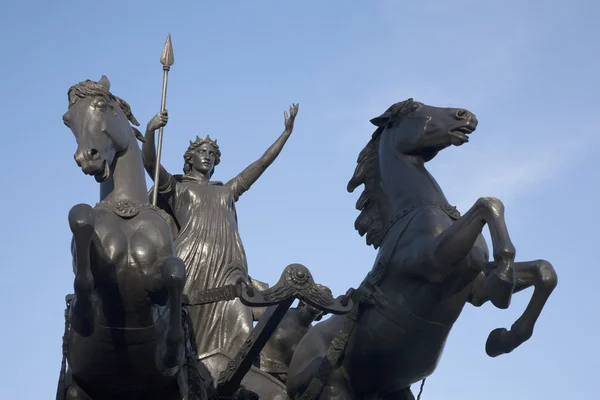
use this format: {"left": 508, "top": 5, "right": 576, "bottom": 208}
{"left": 92, "top": 210, "right": 174, "bottom": 284}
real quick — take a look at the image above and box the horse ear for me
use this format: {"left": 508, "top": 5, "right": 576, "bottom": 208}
{"left": 370, "top": 103, "right": 397, "bottom": 127}
{"left": 370, "top": 113, "right": 390, "bottom": 127}
{"left": 370, "top": 100, "right": 411, "bottom": 127}
{"left": 98, "top": 75, "right": 111, "bottom": 90}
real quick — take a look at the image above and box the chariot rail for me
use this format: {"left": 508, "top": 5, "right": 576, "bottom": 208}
{"left": 185, "top": 263, "right": 353, "bottom": 313}
{"left": 189, "top": 263, "right": 354, "bottom": 398}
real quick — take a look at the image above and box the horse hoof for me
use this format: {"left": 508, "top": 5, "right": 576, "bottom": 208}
{"left": 68, "top": 204, "right": 95, "bottom": 237}
{"left": 484, "top": 270, "right": 515, "bottom": 309}
{"left": 485, "top": 327, "right": 514, "bottom": 357}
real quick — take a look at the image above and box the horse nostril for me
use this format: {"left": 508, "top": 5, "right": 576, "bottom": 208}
{"left": 87, "top": 149, "right": 100, "bottom": 160}
{"left": 456, "top": 109, "right": 468, "bottom": 119}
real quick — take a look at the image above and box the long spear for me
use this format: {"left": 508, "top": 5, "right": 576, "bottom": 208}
{"left": 152, "top": 34, "right": 175, "bottom": 206}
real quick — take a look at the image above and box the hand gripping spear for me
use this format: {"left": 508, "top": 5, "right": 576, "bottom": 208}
{"left": 152, "top": 34, "right": 175, "bottom": 206}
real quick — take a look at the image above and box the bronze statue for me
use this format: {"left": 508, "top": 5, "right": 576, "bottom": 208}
{"left": 141, "top": 104, "right": 299, "bottom": 373}
{"left": 56, "top": 35, "right": 559, "bottom": 400}
{"left": 286, "top": 99, "right": 558, "bottom": 400}
{"left": 59, "top": 76, "right": 206, "bottom": 400}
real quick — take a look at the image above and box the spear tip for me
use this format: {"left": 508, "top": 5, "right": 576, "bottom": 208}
{"left": 160, "top": 33, "right": 174, "bottom": 67}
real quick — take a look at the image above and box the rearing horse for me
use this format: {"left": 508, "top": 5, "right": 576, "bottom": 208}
{"left": 60, "top": 76, "right": 196, "bottom": 399}
{"left": 287, "top": 99, "right": 558, "bottom": 400}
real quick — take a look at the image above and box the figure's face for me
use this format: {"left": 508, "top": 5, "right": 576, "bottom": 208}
{"left": 192, "top": 143, "right": 217, "bottom": 175}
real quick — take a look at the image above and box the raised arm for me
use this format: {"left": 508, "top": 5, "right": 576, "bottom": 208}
{"left": 227, "top": 104, "right": 299, "bottom": 200}
{"left": 142, "top": 110, "right": 176, "bottom": 196}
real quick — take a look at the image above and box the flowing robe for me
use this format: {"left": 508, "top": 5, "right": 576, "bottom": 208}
{"left": 154, "top": 174, "right": 253, "bottom": 358}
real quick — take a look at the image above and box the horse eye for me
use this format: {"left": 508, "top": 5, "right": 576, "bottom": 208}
{"left": 95, "top": 99, "right": 107, "bottom": 109}
{"left": 410, "top": 104, "right": 420, "bottom": 112}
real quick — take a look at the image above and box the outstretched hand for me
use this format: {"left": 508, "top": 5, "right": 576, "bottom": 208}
{"left": 284, "top": 103, "right": 299, "bottom": 132}
{"left": 147, "top": 110, "right": 168, "bottom": 132}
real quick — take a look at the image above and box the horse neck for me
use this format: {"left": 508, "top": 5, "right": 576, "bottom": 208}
{"left": 378, "top": 150, "right": 449, "bottom": 221}
{"left": 100, "top": 135, "right": 149, "bottom": 203}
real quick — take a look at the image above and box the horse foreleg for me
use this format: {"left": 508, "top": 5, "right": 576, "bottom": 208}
{"left": 470, "top": 260, "right": 557, "bottom": 357}
{"left": 68, "top": 204, "right": 96, "bottom": 337}
{"left": 430, "top": 197, "right": 516, "bottom": 309}
{"left": 156, "top": 256, "right": 186, "bottom": 375}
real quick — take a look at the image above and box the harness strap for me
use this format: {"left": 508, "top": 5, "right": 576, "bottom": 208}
{"left": 182, "top": 306, "right": 211, "bottom": 400}
{"left": 298, "top": 303, "right": 359, "bottom": 400}
{"left": 56, "top": 294, "right": 73, "bottom": 400}
{"left": 380, "top": 201, "right": 461, "bottom": 239}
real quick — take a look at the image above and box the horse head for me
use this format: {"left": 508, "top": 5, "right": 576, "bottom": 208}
{"left": 348, "top": 99, "right": 478, "bottom": 248}
{"left": 62, "top": 75, "right": 144, "bottom": 182}
{"left": 371, "top": 98, "right": 478, "bottom": 162}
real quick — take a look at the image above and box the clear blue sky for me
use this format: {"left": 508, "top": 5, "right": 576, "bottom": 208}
{"left": 0, "top": 1, "right": 597, "bottom": 398}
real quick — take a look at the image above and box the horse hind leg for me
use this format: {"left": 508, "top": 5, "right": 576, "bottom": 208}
{"left": 470, "top": 260, "right": 558, "bottom": 357}
{"left": 156, "top": 256, "right": 187, "bottom": 376}
{"left": 68, "top": 204, "right": 96, "bottom": 337}
{"left": 429, "top": 197, "right": 516, "bottom": 309}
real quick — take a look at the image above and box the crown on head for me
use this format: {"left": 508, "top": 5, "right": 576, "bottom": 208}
{"left": 183, "top": 134, "right": 222, "bottom": 174}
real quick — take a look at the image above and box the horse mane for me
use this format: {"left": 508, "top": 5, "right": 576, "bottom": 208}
{"left": 66, "top": 79, "right": 145, "bottom": 142}
{"left": 347, "top": 99, "right": 413, "bottom": 249}
{"left": 347, "top": 129, "right": 384, "bottom": 248}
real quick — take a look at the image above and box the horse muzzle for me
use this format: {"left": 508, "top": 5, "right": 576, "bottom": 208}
{"left": 79, "top": 159, "right": 109, "bottom": 182}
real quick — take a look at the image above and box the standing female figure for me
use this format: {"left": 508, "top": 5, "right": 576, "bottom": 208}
{"left": 142, "top": 104, "right": 299, "bottom": 363}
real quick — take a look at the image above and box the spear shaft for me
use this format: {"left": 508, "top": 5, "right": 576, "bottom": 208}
{"left": 152, "top": 34, "right": 174, "bottom": 206}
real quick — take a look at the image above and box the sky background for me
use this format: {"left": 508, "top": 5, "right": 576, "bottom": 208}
{"left": 0, "top": 1, "right": 598, "bottom": 399}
